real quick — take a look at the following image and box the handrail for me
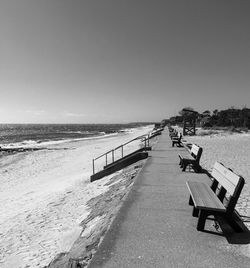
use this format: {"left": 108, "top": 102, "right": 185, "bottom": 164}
{"left": 92, "top": 133, "right": 151, "bottom": 174}
{"left": 93, "top": 134, "right": 147, "bottom": 161}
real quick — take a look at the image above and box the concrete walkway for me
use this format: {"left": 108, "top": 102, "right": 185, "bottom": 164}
{"left": 89, "top": 129, "right": 250, "bottom": 267}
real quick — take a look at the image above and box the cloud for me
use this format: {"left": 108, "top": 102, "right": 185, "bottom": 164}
{"left": 64, "top": 112, "right": 86, "bottom": 117}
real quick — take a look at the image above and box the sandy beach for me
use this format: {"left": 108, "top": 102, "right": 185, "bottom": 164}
{"left": 0, "top": 125, "right": 153, "bottom": 268}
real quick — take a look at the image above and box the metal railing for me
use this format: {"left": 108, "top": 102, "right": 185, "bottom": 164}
{"left": 92, "top": 134, "right": 150, "bottom": 175}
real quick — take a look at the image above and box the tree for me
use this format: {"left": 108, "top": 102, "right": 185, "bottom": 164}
{"left": 202, "top": 110, "right": 211, "bottom": 117}
{"left": 213, "top": 109, "right": 218, "bottom": 116}
{"left": 241, "top": 107, "right": 250, "bottom": 128}
{"left": 178, "top": 107, "right": 195, "bottom": 117}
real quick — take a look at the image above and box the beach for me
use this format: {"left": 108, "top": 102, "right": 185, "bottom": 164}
{"left": 0, "top": 125, "right": 153, "bottom": 268}
{"left": 1, "top": 126, "right": 250, "bottom": 267}
{"left": 1, "top": 0, "right": 249, "bottom": 266}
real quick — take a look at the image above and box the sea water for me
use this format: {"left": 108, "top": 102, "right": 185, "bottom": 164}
{"left": 0, "top": 123, "right": 149, "bottom": 149}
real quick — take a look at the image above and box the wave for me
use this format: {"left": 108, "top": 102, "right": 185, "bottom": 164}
{"left": 56, "top": 130, "right": 93, "bottom": 134}
{"left": 0, "top": 124, "right": 153, "bottom": 151}
{"left": 0, "top": 132, "right": 119, "bottom": 149}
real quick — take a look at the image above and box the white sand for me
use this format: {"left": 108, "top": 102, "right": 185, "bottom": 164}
{"left": 0, "top": 125, "right": 153, "bottom": 268}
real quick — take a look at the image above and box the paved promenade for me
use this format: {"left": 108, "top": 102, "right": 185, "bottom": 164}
{"left": 89, "top": 129, "right": 250, "bottom": 267}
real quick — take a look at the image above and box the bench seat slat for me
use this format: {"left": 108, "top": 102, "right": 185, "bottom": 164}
{"left": 186, "top": 181, "right": 226, "bottom": 212}
{"left": 179, "top": 154, "right": 193, "bottom": 161}
{"left": 191, "top": 144, "right": 199, "bottom": 155}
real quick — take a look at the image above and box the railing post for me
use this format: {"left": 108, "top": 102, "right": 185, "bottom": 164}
{"left": 112, "top": 150, "right": 114, "bottom": 163}
{"left": 144, "top": 137, "right": 146, "bottom": 148}
{"left": 92, "top": 159, "right": 95, "bottom": 174}
{"left": 105, "top": 153, "right": 108, "bottom": 166}
{"left": 148, "top": 134, "right": 150, "bottom": 147}
{"left": 121, "top": 145, "right": 123, "bottom": 158}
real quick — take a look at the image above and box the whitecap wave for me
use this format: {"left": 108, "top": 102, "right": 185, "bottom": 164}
{"left": 0, "top": 132, "right": 119, "bottom": 149}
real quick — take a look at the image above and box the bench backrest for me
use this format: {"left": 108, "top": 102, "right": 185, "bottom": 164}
{"left": 190, "top": 144, "right": 202, "bottom": 162}
{"left": 211, "top": 161, "right": 245, "bottom": 213}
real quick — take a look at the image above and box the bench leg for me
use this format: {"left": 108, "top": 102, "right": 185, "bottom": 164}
{"left": 192, "top": 207, "right": 199, "bottom": 217}
{"left": 182, "top": 163, "right": 187, "bottom": 171}
{"left": 225, "top": 216, "right": 244, "bottom": 232}
{"left": 197, "top": 210, "right": 207, "bottom": 231}
{"left": 194, "top": 164, "right": 202, "bottom": 173}
{"left": 189, "top": 195, "right": 194, "bottom": 206}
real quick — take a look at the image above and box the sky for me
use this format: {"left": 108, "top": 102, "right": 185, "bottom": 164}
{"left": 0, "top": 0, "right": 250, "bottom": 123}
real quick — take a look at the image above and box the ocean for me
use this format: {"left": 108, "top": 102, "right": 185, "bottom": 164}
{"left": 0, "top": 123, "right": 150, "bottom": 148}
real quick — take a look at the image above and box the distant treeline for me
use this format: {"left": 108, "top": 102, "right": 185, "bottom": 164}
{"left": 165, "top": 107, "right": 250, "bottom": 129}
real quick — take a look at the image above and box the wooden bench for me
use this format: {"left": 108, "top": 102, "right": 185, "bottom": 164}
{"left": 169, "top": 130, "right": 177, "bottom": 138}
{"left": 186, "top": 161, "right": 245, "bottom": 232}
{"left": 171, "top": 132, "right": 183, "bottom": 147}
{"left": 168, "top": 126, "right": 174, "bottom": 133}
{"left": 178, "top": 144, "right": 203, "bottom": 172}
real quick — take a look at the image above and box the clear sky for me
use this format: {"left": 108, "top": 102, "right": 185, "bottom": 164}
{"left": 0, "top": 0, "right": 250, "bottom": 123}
